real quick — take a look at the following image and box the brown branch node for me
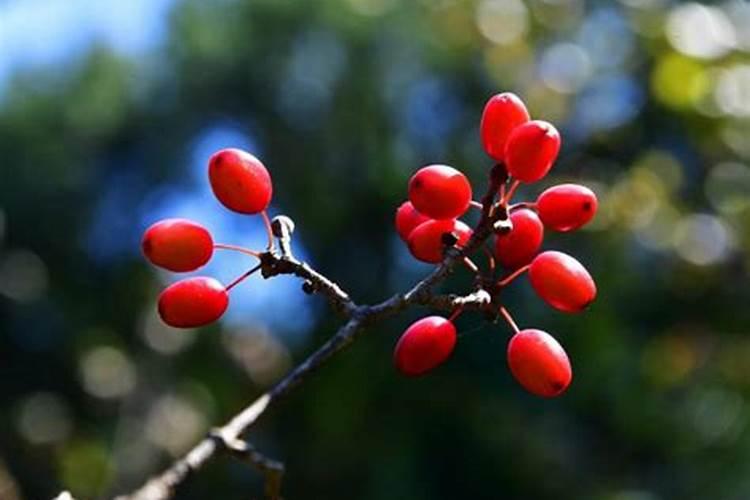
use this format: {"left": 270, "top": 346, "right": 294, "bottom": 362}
{"left": 209, "top": 429, "right": 285, "bottom": 500}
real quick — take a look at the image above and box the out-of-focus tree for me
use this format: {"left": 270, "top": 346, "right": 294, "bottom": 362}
{"left": 1, "top": 0, "right": 750, "bottom": 498}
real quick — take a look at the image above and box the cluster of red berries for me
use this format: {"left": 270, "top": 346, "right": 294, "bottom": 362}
{"left": 393, "top": 92, "right": 598, "bottom": 398}
{"left": 142, "top": 148, "right": 273, "bottom": 327}
{"left": 141, "top": 92, "right": 597, "bottom": 399}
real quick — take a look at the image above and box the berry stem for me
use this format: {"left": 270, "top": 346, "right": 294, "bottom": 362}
{"left": 226, "top": 263, "right": 263, "bottom": 291}
{"left": 448, "top": 306, "right": 464, "bottom": 322}
{"left": 509, "top": 201, "right": 537, "bottom": 212}
{"left": 462, "top": 256, "right": 480, "bottom": 274}
{"left": 497, "top": 264, "right": 530, "bottom": 287}
{"left": 482, "top": 245, "right": 496, "bottom": 276}
{"left": 261, "top": 210, "right": 275, "bottom": 251}
{"left": 499, "top": 305, "right": 521, "bottom": 334}
{"left": 214, "top": 243, "right": 261, "bottom": 258}
{"left": 502, "top": 180, "right": 521, "bottom": 206}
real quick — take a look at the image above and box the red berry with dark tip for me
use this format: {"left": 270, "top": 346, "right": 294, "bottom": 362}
{"left": 394, "top": 316, "right": 457, "bottom": 376}
{"left": 408, "top": 165, "right": 472, "bottom": 220}
{"left": 407, "top": 219, "right": 472, "bottom": 264}
{"left": 158, "top": 277, "right": 229, "bottom": 328}
{"left": 537, "top": 184, "right": 598, "bottom": 232}
{"left": 142, "top": 219, "right": 213, "bottom": 272}
{"left": 507, "top": 329, "right": 572, "bottom": 398}
{"left": 528, "top": 251, "right": 596, "bottom": 313}
{"left": 208, "top": 148, "right": 272, "bottom": 214}
{"left": 494, "top": 209, "right": 544, "bottom": 270}
{"left": 395, "top": 201, "right": 430, "bottom": 242}
{"left": 504, "top": 120, "right": 561, "bottom": 183}
{"left": 480, "top": 92, "right": 530, "bottom": 162}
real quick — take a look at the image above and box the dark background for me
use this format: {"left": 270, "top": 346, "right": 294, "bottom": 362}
{"left": 1, "top": 0, "right": 750, "bottom": 498}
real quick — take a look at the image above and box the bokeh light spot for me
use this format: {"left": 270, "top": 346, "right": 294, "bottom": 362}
{"left": 539, "top": 43, "right": 592, "bottom": 94}
{"left": 139, "top": 309, "right": 197, "bottom": 355}
{"left": 79, "top": 346, "right": 137, "bottom": 399}
{"left": 641, "top": 335, "right": 697, "bottom": 387}
{"left": 222, "top": 326, "right": 292, "bottom": 387}
{"left": 15, "top": 392, "right": 73, "bottom": 445}
{"left": 715, "top": 64, "right": 750, "bottom": 117}
{"left": 672, "top": 213, "right": 734, "bottom": 266}
{"left": 476, "top": 0, "right": 529, "bottom": 46}
{"left": 705, "top": 162, "right": 750, "bottom": 215}
{"left": 0, "top": 250, "right": 48, "bottom": 303}
{"left": 145, "top": 394, "right": 207, "bottom": 456}
{"left": 651, "top": 53, "right": 710, "bottom": 110}
{"left": 666, "top": 3, "right": 736, "bottom": 60}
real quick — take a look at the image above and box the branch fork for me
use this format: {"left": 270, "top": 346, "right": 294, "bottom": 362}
{"left": 85, "top": 163, "right": 525, "bottom": 500}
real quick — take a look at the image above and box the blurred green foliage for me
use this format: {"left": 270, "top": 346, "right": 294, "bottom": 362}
{"left": 1, "top": 0, "right": 750, "bottom": 499}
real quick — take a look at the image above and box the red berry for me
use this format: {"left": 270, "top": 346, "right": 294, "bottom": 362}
{"left": 142, "top": 219, "right": 213, "bottom": 272}
{"left": 537, "top": 184, "right": 598, "bottom": 232}
{"left": 507, "top": 329, "right": 572, "bottom": 398}
{"left": 504, "top": 120, "right": 561, "bottom": 183}
{"left": 528, "top": 251, "right": 596, "bottom": 313}
{"left": 494, "top": 209, "right": 544, "bottom": 270}
{"left": 395, "top": 201, "right": 430, "bottom": 242}
{"left": 394, "top": 316, "right": 457, "bottom": 376}
{"left": 158, "top": 277, "right": 229, "bottom": 328}
{"left": 408, "top": 165, "right": 472, "bottom": 220}
{"left": 208, "top": 148, "right": 273, "bottom": 214}
{"left": 480, "top": 93, "right": 530, "bottom": 162}
{"left": 407, "top": 219, "right": 472, "bottom": 264}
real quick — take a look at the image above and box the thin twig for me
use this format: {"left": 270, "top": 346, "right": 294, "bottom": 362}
{"left": 225, "top": 263, "right": 263, "bottom": 291}
{"left": 502, "top": 179, "right": 520, "bottom": 205}
{"left": 260, "top": 253, "right": 354, "bottom": 316}
{"left": 270, "top": 215, "right": 294, "bottom": 259}
{"left": 462, "top": 256, "right": 479, "bottom": 274}
{"left": 496, "top": 264, "right": 530, "bottom": 288}
{"left": 499, "top": 306, "right": 520, "bottom": 334}
{"left": 261, "top": 210, "right": 275, "bottom": 252}
{"left": 209, "top": 429, "right": 284, "bottom": 499}
{"left": 422, "top": 289, "right": 493, "bottom": 313}
{"left": 106, "top": 165, "right": 509, "bottom": 500}
{"left": 481, "top": 245, "right": 496, "bottom": 277}
{"left": 214, "top": 243, "right": 261, "bottom": 258}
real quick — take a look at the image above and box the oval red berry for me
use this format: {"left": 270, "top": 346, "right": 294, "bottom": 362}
{"left": 142, "top": 218, "right": 213, "bottom": 272}
{"left": 480, "top": 92, "right": 530, "bottom": 162}
{"left": 208, "top": 148, "right": 273, "bottom": 214}
{"left": 494, "top": 209, "right": 544, "bottom": 270}
{"left": 158, "top": 277, "right": 229, "bottom": 328}
{"left": 407, "top": 219, "right": 472, "bottom": 264}
{"left": 408, "top": 165, "right": 472, "bottom": 220}
{"left": 395, "top": 201, "right": 430, "bottom": 242}
{"left": 394, "top": 316, "right": 457, "bottom": 376}
{"left": 528, "top": 251, "right": 596, "bottom": 313}
{"left": 537, "top": 183, "right": 598, "bottom": 232}
{"left": 504, "top": 120, "right": 561, "bottom": 183}
{"left": 507, "top": 329, "right": 572, "bottom": 398}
